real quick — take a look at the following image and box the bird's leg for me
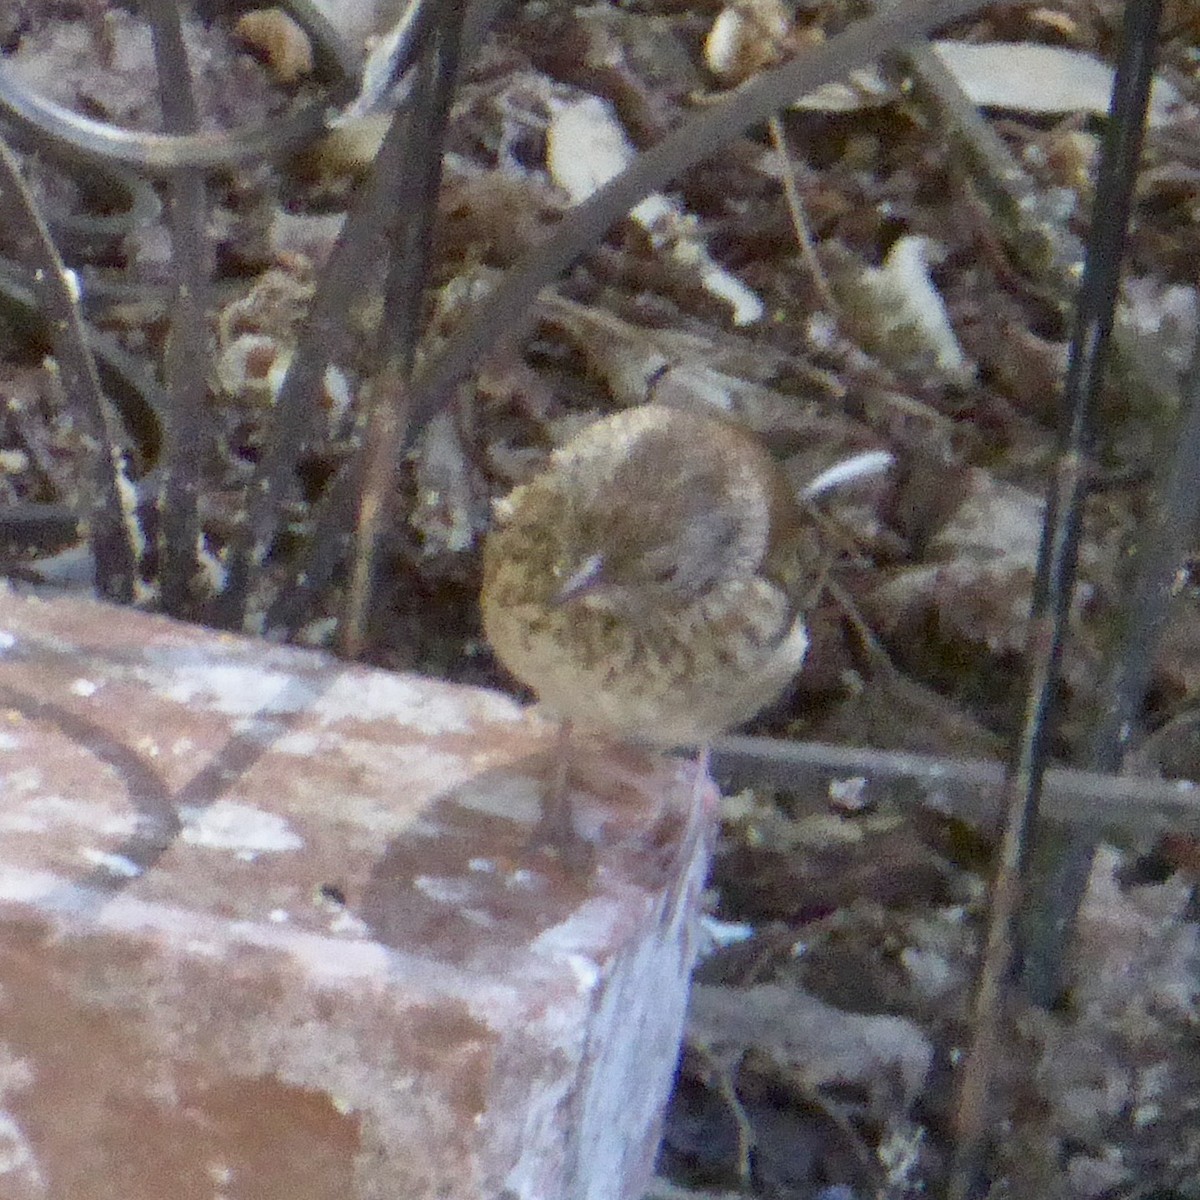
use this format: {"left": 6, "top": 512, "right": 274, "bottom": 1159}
{"left": 531, "top": 719, "right": 595, "bottom": 871}
{"left": 543, "top": 718, "right": 575, "bottom": 843}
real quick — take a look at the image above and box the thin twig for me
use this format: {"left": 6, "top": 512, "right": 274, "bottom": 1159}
{"left": 766, "top": 115, "right": 838, "bottom": 313}
{"left": 687, "top": 1040, "right": 755, "bottom": 1187}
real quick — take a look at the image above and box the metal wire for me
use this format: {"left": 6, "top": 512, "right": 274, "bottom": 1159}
{"left": 0, "top": 134, "right": 139, "bottom": 599}
{"left": 947, "top": 2, "right": 1168, "bottom": 1194}
{"left": 146, "top": 0, "right": 213, "bottom": 616}
{"left": 0, "top": 0, "right": 362, "bottom": 172}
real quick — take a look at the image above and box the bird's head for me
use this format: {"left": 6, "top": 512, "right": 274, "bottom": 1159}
{"left": 547, "top": 421, "right": 769, "bottom": 612}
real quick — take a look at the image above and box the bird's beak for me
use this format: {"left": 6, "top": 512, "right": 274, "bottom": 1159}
{"left": 554, "top": 552, "right": 606, "bottom": 606}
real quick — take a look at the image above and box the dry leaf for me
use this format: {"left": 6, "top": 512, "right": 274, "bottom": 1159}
{"left": 930, "top": 40, "right": 1183, "bottom": 126}
{"left": 546, "top": 96, "right": 765, "bottom": 324}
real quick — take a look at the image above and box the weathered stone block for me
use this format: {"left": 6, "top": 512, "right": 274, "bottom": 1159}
{"left": 0, "top": 587, "right": 714, "bottom": 1199}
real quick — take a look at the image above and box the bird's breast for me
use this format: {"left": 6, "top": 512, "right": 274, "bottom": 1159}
{"left": 482, "top": 568, "right": 807, "bottom": 746}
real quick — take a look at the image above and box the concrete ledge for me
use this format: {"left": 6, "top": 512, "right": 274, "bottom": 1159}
{"left": 0, "top": 586, "right": 715, "bottom": 1200}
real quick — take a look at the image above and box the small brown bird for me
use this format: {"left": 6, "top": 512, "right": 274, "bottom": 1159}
{"left": 482, "top": 403, "right": 819, "bottom": 858}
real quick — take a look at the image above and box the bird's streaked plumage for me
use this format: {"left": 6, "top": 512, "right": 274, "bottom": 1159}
{"left": 482, "top": 404, "right": 817, "bottom": 747}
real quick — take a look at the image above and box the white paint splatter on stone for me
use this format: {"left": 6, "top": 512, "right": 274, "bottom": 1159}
{"left": 179, "top": 801, "right": 303, "bottom": 853}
